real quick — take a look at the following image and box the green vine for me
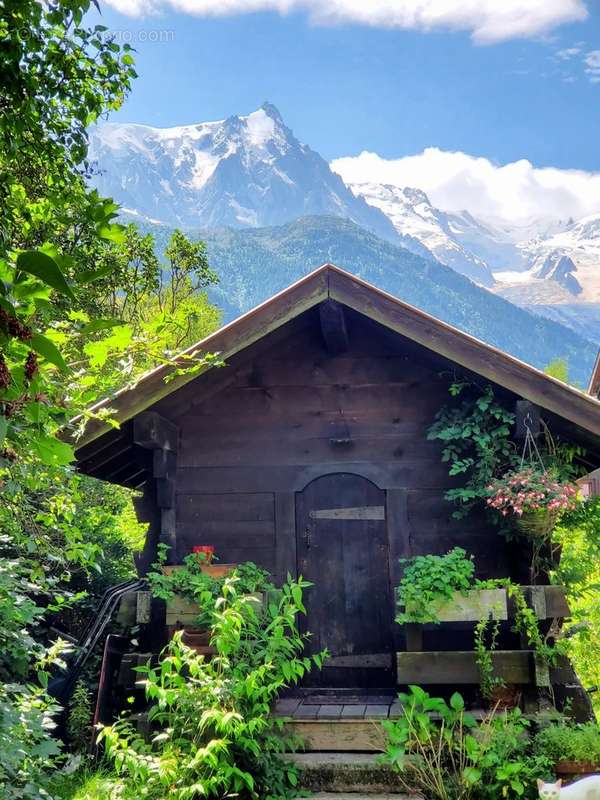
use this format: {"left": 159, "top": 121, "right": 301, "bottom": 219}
{"left": 474, "top": 614, "right": 504, "bottom": 700}
{"left": 427, "top": 382, "right": 517, "bottom": 518}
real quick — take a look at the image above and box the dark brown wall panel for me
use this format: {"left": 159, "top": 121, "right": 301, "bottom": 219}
{"left": 165, "top": 310, "right": 514, "bottom": 580}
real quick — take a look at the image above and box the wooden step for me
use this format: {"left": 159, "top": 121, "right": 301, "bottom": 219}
{"left": 285, "top": 719, "right": 387, "bottom": 752}
{"left": 285, "top": 753, "right": 415, "bottom": 794}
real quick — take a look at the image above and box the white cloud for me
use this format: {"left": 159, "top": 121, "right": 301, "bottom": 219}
{"left": 584, "top": 50, "right": 600, "bottom": 82}
{"left": 331, "top": 148, "right": 600, "bottom": 224}
{"left": 104, "top": 0, "right": 588, "bottom": 44}
{"left": 556, "top": 46, "right": 582, "bottom": 59}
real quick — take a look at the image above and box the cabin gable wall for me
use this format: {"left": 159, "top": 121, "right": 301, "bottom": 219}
{"left": 158, "top": 308, "right": 515, "bottom": 586}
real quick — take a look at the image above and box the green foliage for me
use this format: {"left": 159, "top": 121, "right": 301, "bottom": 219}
{"left": 395, "top": 547, "right": 475, "bottom": 624}
{"left": 49, "top": 768, "right": 123, "bottom": 800}
{"left": 0, "top": 682, "right": 64, "bottom": 800}
{"left": 532, "top": 721, "right": 600, "bottom": 764}
{"left": 81, "top": 225, "right": 220, "bottom": 363}
{"left": 380, "top": 686, "right": 550, "bottom": 800}
{"left": 473, "top": 614, "right": 503, "bottom": 701}
{"left": 148, "top": 547, "right": 272, "bottom": 628}
{"left": 427, "top": 383, "right": 517, "bottom": 518}
{"left": 67, "top": 681, "right": 93, "bottom": 756}
{"left": 552, "top": 498, "right": 600, "bottom": 714}
{"left": 544, "top": 359, "right": 570, "bottom": 385}
{"left": 98, "top": 575, "right": 327, "bottom": 799}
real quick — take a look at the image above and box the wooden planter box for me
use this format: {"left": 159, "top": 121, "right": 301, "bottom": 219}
{"left": 162, "top": 563, "right": 236, "bottom": 578}
{"left": 164, "top": 563, "right": 237, "bottom": 626}
{"left": 555, "top": 761, "right": 600, "bottom": 781}
{"left": 514, "top": 586, "right": 570, "bottom": 620}
{"left": 402, "top": 586, "right": 569, "bottom": 631}
{"left": 166, "top": 589, "right": 263, "bottom": 626}
{"left": 409, "top": 588, "right": 508, "bottom": 623}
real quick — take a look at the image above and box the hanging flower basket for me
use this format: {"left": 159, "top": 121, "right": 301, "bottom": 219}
{"left": 516, "top": 508, "right": 560, "bottom": 540}
{"left": 486, "top": 467, "right": 579, "bottom": 537}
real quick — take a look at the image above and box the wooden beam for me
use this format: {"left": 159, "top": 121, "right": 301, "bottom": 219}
{"left": 323, "top": 653, "right": 391, "bottom": 669}
{"left": 319, "top": 299, "right": 348, "bottom": 355}
{"left": 396, "top": 651, "right": 533, "bottom": 684}
{"left": 133, "top": 412, "right": 178, "bottom": 452}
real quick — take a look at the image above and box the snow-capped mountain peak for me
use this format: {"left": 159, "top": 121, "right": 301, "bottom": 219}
{"left": 346, "top": 181, "right": 496, "bottom": 286}
{"left": 88, "top": 103, "right": 399, "bottom": 239}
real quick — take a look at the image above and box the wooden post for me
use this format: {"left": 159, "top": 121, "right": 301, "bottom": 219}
{"left": 319, "top": 299, "right": 349, "bottom": 355}
{"left": 515, "top": 400, "right": 541, "bottom": 439}
{"left": 134, "top": 412, "right": 179, "bottom": 562}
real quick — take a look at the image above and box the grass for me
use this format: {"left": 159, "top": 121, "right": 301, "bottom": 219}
{"left": 49, "top": 766, "right": 122, "bottom": 800}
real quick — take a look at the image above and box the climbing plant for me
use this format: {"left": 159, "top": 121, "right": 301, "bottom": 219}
{"left": 427, "top": 382, "right": 517, "bottom": 518}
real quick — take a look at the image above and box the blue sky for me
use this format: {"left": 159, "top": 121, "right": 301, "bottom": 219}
{"left": 93, "top": 1, "right": 600, "bottom": 171}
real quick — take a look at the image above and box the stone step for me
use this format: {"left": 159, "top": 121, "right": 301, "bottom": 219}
{"left": 311, "top": 794, "right": 413, "bottom": 799}
{"left": 286, "top": 753, "right": 415, "bottom": 795}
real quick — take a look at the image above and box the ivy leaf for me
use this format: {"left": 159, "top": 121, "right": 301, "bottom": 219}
{"left": 31, "top": 434, "right": 74, "bottom": 466}
{"left": 16, "top": 251, "right": 76, "bottom": 301}
{"left": 30, "top": 333, "right": 68, "bottom": 372}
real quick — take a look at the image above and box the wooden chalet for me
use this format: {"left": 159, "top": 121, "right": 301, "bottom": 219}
{"left": 75, "top": 263, "right": 600, "bottom": 727}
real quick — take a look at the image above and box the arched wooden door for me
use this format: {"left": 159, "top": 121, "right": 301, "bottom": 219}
{"left": 296, "top": 473, "right": 395, "bottom": 688}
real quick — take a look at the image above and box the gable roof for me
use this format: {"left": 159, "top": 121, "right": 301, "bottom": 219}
{"left": 587, "top": 349, "right": 600, "bottom": 398}
{"left": 74, "top": 262, "right": 600, "bottom": 450}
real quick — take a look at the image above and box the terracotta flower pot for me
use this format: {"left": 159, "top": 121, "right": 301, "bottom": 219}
{"left": 489, "top": 683, "right": 521, "bottom": 710}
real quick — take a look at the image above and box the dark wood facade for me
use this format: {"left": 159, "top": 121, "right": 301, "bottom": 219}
{"left": 74, "top": 265, "right": 600, "bottom": 699}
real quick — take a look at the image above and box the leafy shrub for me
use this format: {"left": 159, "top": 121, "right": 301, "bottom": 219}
{"left": 533, "top": 722, "right": 600, "bottom": 764}
{"left": 0, "top": 682, "right": 63, "bottom": 800}
{"left": 68, "top": 681, "right": 93, "bottom": 756}
{"left": 396, "top": 547, "right": 475, "bottom": 624}
{"left": 381, "top": 686, "right": 550, "bottom": 800}
{"left": 98, "top": 574, "right": 327, "bottom": 799}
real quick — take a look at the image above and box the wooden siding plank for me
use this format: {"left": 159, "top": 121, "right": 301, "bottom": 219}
{"left": 177, "top": 493, "right": 275, "bottom": 522}
{"left": 275, "top": 492, "right": 297, "bottom": 584}
{"left": 177, "top": 521, "right": 275, "bottom": 548}
{"left": 175, "top": 462, "right": 459, "bottom": 493}
{"left": 328, "top": 268, "right": 600, "bottom": 437}
{"left": 396, "top": 651, "right": 533, "bottom": 685}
